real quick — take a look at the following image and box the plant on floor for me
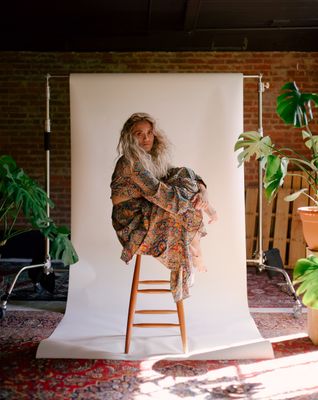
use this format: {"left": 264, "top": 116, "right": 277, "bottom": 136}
{"left": 293, "top": 255, "right": 318, "bottom": 309}
{"left": 0, "top": 154, "right": 78, "bottom": 265}
{"left": 235, "top": 81, "right": 318, "bottom": 316}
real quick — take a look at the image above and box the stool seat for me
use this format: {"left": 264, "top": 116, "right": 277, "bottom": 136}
{"left": 125, "top": 254, "right": 188, "bottom": 354}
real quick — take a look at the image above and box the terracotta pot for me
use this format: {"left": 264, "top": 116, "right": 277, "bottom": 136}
{"left": 298, "top": 206, "right": 318, "bottom": 251}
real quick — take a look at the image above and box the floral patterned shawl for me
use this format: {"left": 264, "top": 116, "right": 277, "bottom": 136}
{"left": 111, "top": 156, "right": 206, "bottom": 302}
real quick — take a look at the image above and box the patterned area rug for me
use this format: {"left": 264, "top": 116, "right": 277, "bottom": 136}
{"left": 0, "top": 261, "right": 68, "bottom": 301}
{"left": 1, "top": 310, "right": 318, "bottom": 399}
{"left": 247, "top": 266, "right": 299, "bottom": 308}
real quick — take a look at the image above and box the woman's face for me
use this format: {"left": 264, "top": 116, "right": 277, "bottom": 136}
{"left": 132, "top": 121, "right": 154, "bottom": 153}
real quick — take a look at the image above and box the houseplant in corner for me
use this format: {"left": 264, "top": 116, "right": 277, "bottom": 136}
{"left": 0, "top": 154, "right": 78, "bottom": 265}
{"left": 0, "top": 154, "right": 78, "bottom": 312}
{"left": 293, "top": 255, "right": 318, "bottom": 344}
{"left": 234, "top": 81, "right": 318, "bottom": 343}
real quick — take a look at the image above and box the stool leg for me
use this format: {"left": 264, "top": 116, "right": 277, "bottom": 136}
{"left": 125, "top": 254, "right": 142, "bottom": 353}
{"left": 176, "top": 300, "right": 188, "bottom": 353}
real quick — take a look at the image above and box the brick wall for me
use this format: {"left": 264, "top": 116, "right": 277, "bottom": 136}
{"left": 1, "top": 51, "right": 318, "bottom": 227}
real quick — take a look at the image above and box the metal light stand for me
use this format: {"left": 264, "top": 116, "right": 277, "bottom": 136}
{"left": 0, "top": 74, "right": 59, "bottom": 318}
{"left": 244, "top": 74, "right": 302, "bottom": 317}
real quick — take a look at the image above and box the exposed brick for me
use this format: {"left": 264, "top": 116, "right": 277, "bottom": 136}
{"left": 1, "top": 51, "right": 318, "bottom": 228}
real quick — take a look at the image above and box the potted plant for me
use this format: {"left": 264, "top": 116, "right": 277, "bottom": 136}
{"left": 0, "top": 154, "right": 78, "bottom": 266}
{"left": 293, "top": 256, "right": 318, "bottom": 344}
{"left": 235, "top": 81, "right": 318, "bottom": 250}
{"left": 234, "top": 81, "right": 318, "bottom": 343}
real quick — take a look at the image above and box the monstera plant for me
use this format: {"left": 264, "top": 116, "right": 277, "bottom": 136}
{"left": 293, "top": 256, "right": 318, "bottom": 309}
{"left": 293, "top": 255, "right": 318, "bottom": 344}
{"left": 235, "top": 82, "right": 318, "bottom": 205}
{"left": 235, "top": 81, "right": 318, "bottom": 250}
{"left": 235, "top": 82, "right": 318, "bottom": 343}
{"left": 0, "top": 154, "right": 78, "bottom": 266}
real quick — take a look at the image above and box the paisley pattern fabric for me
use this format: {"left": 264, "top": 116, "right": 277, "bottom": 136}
{"left": 111, "top": 156, "right": 206, "bottom": 302}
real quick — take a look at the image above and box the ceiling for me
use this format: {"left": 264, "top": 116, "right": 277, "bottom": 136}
{"left": 2, "top": 0, "right": 318, "bottom": 52}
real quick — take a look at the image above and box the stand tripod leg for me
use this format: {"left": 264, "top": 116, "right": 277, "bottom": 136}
{"left": 260, "top": 263, "right": 302, "bottom": 318}
{"left": 0, "top": 263, "right": 46, "bottom": 319}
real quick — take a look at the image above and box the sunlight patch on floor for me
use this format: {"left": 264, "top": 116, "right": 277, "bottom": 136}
{"left": 132, "top": 349, "right": 318, "bottom": 399}
{"left": 136, "top": 360, "right": 242, "bottom": 399}
{"left": 238, "top": 350, "right": 318, "bottom": 399}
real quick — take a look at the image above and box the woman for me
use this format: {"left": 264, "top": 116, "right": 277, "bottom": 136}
{"left": 111, "top": 113, "right": 217, "bottom": 302}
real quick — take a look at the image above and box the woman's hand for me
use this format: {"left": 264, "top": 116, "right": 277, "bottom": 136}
{"left": 191, "top": 184, "right": 209, "bottom": 211}
{"left": 192, "top": 184, "right": 218, "bottom": 224}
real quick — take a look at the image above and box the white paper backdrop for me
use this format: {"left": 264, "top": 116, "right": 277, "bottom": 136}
{"left": 37, "top": 73, "right": 273, "bottom": 360}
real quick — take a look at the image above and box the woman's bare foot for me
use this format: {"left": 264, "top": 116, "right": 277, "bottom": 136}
{"left": 190, "top": 232, "right": 207, "bottom": 272}
{"left": 191, "top": 185, "right": 217, "bottom": 224}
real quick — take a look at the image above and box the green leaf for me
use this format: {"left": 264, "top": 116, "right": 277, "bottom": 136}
{"left": 0, "top": 156, "right": 54, "bottom": 232}
{"left": 284, "top": 188, "right": 308, "bottom": 202}
{"left": 276, "top": 81, "right": 318, "bottom": 127}
{"left": 304, "top": 135, "right": 318, "bottom": 153}
{"left": 293, "top": 256, "right": 318, "bottom": 309}
{"left": 0, "top": 155, "right": 17, "bottom": 177}
{"left": 234, "top": 131, "right": 273, "bottom": 166}
{"left": 302, "top": 129, "right": 311, "bottom": 140}
{"left": 294, "top": 256, "right": 318, "bottom": 278}
{"left": 263, "top": 155, "right": 288, "bottom": 201}
{"left": 0, "top": 154, "right": 78, "bottom": 266}
{"left": 302, "top": 130, "right": 318, "bottom": 153}
{"left": 56, "top": 225, "right": 70, "bottom": 235}
{"left": 50, "top": 232, "right": 79, "bottom": 266}
{"left": 311, "top": 156, "right": 318, "bottom": 171}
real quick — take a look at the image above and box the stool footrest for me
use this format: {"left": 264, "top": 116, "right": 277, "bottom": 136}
{"left": 133, "top": 323, "right": 180, "bottom": 328}
{"left": 137, "top": 289, "right": 171, "bottom": 294}
{"left": 135, "top": 309, "right": 177, "bottom": 314}
{"left": 125, "top": 254, "right": 187, "bottom": 354}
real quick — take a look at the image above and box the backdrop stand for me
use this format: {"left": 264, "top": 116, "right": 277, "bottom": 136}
{"left": 0, "top": 74, "right": 67, "bottom": 319}
{"left": 0, "top": 73, "right": 301, "bottom": 320}
{"left": 243, "top": 74, "right": 302, "bottom": 317}
{"left": 43, "top": 73, "right": 69, "bottom": 273}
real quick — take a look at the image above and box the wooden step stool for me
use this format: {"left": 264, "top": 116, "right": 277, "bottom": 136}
{"left": 125, "top": 254, "right": 188, "bottom": 353}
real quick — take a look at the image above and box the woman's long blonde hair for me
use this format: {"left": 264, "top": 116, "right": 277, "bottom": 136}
{"left": 117, "top": 113, "right": 172, "bottom": 178}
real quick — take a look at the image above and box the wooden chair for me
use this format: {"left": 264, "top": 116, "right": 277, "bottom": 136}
{"left": 125, "top": 254, "right": 188, "bottom": 354}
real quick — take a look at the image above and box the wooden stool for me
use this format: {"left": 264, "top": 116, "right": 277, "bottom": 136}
{"left": 125, "top": 254, "right": 188, "bottom": 354}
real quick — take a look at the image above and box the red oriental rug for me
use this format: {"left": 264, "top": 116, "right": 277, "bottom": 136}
{"left": 1, "top": 310, "right": 318, "bottom": 399}
{"left": 247, "top": 266, "right": 298, "bottom": 308}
